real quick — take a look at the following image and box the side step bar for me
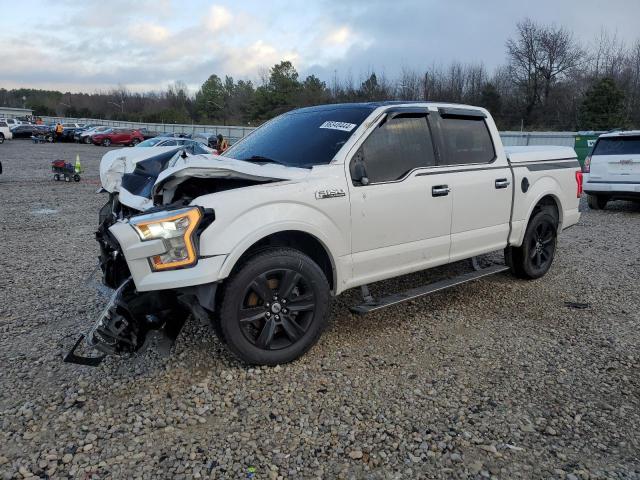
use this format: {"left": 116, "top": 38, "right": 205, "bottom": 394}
{"left": 350, "top": 264, "right": 510, "bottom": 314}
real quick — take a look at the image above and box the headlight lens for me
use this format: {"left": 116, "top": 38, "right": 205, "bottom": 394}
{"left": 130, "top": 207, "right": 202, "bottom": 270}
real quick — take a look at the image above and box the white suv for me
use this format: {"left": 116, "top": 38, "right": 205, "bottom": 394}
{"left": 0, "top": 120, "right": 13, "bottom": 143}
{"left": 584, "top": 131, "right": 640, "bottom": 209}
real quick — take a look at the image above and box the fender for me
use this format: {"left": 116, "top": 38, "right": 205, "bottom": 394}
{"left": 198, "top": 200, "right": 350, "bottom": 289}
{"left": 510, "top": 174, "right": 565, "bottom": 247}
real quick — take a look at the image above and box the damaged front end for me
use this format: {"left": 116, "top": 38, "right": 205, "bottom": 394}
{"left": 65, "top": 192, "right": 217, "bottom": 366}
{"left": 66, "top": 147, "right": 306, "bottom": 366}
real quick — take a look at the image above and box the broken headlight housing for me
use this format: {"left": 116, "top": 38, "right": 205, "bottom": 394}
{"left": 130, "top": 207, "right": 202, "bottom": 271}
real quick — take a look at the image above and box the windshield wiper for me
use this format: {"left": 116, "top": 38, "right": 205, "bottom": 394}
{"left": 241, "top": 155, "right": 286, "bottom": 165}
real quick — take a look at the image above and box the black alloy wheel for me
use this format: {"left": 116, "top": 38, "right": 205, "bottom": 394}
{"left": 218, "top": 248, "right": 330, "bottom": 365}
{"left": 506, "top": 207, "right": 558, "bottom": 279}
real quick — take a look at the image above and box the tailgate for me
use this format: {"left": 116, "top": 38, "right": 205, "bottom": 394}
{"left": 590, "top": 136, "right": 640, "bottom": 183}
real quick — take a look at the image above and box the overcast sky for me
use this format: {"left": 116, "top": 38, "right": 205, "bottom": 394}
{"left": 1, "top": 0, "right": 639, "bottom": 94}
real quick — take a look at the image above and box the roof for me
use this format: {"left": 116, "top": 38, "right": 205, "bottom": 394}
{"left": 599, "top": 130, "right": 640, "bottom": 138}
{"left": 288, "top": 101, "right": 481, "bottom": 115}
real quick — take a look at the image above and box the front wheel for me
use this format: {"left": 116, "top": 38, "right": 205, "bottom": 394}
{"left": 505, "top": 207, "right": 558, "bottom": 280}
{"left": 0, "top": 133, "right": 4, "bottom": 144}
{"left": 102, "top": 138, "right": 111, "bottom": 147}
{"left": 131, "top": 138, "right": 140, "bottom": 146}
{"left": 217, "top": 248, "right": 330, "bottom": 365}
{"left": 587, "top": 194, "right": 608, "bottom": 210}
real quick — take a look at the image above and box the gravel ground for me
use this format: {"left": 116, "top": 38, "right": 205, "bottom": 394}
{"left": 0, "top": 140, "right": 639, "bottom": 479}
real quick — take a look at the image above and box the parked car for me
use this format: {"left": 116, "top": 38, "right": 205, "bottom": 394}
{"left": 135, "top": 136, "right": 213, "bottom": 151}
{"left": 92, "top": 128, "right": 144, "bottom": 146}
{"left": 61, "top": 122, "right": 86, "bottom": 129}
{"left": 10, "top": 125, "right": 40, "bottom": 138}
{"left": 66, "top": 102, "right": 583, "bottom": 367}
{"left": 1, "top": 118, "right": 22, "bottom": 128}
{"left": 75, "top": 126, "right": 110, "bottom": 143}
{"left": 583, "top": 130, "right": 640, "bottom": 209}
{"left": 192, "top": 132, "right": 217, "bottom": 148}
{"left": 0, "top": 120, "right": 13, "bottom": 143}
{"left": 137, "top": 128, "right": 160, "bottom": 140}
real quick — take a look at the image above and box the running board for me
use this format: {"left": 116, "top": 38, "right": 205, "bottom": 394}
{"left": 350, "top": 264, "right": 509, "bottom": 314}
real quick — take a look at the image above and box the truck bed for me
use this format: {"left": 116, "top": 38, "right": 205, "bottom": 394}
{"left": 505, "top": 146, "right": 577, "bottom": 164}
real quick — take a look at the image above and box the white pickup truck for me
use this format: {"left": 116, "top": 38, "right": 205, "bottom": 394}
{"left": 66, "top": 102, "right": 582, "bottom": 366}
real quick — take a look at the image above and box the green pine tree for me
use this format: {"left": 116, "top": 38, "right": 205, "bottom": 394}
{"left": 579, "top": 77, "right": 625, "bottom": 130}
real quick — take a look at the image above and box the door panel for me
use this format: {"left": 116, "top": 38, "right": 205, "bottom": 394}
{"left": 449, "top": 167, "right": 512, "bottom": 261}
{"left": 431, "top": 113, "right": 512, "bottom": 261}
{"left": 349, "top": 172, "right": 453, "bottom": 286}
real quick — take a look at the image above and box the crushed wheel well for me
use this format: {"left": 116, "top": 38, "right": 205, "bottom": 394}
{"left": 237, "top": 231, "right": 335, "bottom": 291}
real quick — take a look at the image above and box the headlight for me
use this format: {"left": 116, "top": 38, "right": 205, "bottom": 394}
{"left": 130, "top": 207, "right": 202, "bottom": 271}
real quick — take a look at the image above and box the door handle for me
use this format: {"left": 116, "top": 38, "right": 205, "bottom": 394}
{"left": 495, "top": 178, "right": 511, "bottom": 189}
{"left": 432, "top": 185, "right": 451, "bottom": 197}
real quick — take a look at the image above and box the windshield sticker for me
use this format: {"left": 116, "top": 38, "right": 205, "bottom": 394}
{"left": 319, "top": 121, "right": 357, "bottom": 132}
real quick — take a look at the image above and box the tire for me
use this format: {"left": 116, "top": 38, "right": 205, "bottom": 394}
{"left": 102, "top": 138, "right": 111, "bottom": 147}
{"left": 46, "top": 135, "right": 53, "bottom": 143}
{"left": 84, "top": 136, "right": 91, "bottom": 144}
{"left": 131, "top": 138, "right": 140, "bottom": 146}
{"left": 506, "top": 206, "right": 558, "bottom": 280}
{"left": 0, "top": 134, "right": 4, "bottom": 144}
{"left": 73, "top": 174, "right": 80, "bottom": 182}
{"left": 64, "top": 175, "right": 71, "bottom": 183}
{"left": 217, "top": 248, "right": 330, "bottom": 365}
{"left": 587, "top": 194, "right": 608, "bottom": 210}
{"left": 53, "top": 174, "right": 60, "bottom": 181}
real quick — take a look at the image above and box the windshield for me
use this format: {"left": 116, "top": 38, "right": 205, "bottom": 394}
{"left": 137, "top": 138, "right": 165, "bottom": 147}
{"left": 593, "top": 136, "right": 640, "bottom": 155}
{"left": 224, "top": 106, "right": 372, "bottom": 168}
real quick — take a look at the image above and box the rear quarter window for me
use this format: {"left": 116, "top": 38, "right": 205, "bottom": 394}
{"left": 593, "top": 137, "right": 640, "bottom": 155}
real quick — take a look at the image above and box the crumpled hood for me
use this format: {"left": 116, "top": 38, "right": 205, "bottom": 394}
{"left": 100, "top": 146, "right": 184, "bottom": 193}
{"left": 104, "top": 148, "right": 311, "bottom": 210}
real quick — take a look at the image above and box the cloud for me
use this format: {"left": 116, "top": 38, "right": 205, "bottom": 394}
{"left": 205, "top": 5, "right": 233, "bottom": 33}
{"left": 129, "top": 23, "right": 171, "bottom": 45}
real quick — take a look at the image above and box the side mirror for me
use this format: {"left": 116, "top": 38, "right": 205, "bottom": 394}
{"left": 353, "top": 161, "right": 369, "bottom": 186}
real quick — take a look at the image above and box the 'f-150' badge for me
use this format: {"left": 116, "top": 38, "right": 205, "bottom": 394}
{"left": 315, "top": 188, "right": 346, "bottom": 199}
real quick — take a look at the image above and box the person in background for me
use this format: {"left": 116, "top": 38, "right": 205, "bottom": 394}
{"left": 216, "top": 134, "right": 229, "bottom": 153}
{"left": 54, "top": 122, "right": 63, "bottom": 142}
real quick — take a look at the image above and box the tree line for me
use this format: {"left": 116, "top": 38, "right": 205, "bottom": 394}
{"left": 1, "top": 18, "right": 639, "bottom": 131}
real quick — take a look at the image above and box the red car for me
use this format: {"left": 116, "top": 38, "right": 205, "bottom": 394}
{"left": 92, "top": 128, "right": 144, "bottom": 147}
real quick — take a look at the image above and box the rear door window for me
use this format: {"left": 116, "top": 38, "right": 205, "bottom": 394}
{"left": 438, "top": 116, "right": 495, "bottom": 165}
{"left": 593, "top": 137, "right": 640, "bottom": 155}
{"left": 0, "top": 121, "right": 7, "bottom": 127}
{"left": 352, "top": 114, "right": 436, "bottom": 184}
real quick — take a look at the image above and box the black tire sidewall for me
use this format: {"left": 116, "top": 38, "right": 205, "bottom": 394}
{"left": 0, "top": 134, "right": 4, "bottom": 144}
{"left": 219, "top": 248, "right": 330, "bottom": 365}
{"left": 519, "top": 210, "right": 557, "bottom": 279}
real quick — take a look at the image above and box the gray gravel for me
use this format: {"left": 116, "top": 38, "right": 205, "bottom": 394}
{"left": 1, "top": 140, "right": 639, "bottom": 479}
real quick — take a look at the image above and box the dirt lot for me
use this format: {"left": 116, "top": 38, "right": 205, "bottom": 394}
{"left": 0, "top": 140, "right": 639, "bottom": 479}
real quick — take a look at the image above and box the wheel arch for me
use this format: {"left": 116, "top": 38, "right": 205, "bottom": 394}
{"left": 518, "top": 193, "right": 563, "bottom": 245}
{"left": 219, "top": 229, "right": 337, "bottom": 292}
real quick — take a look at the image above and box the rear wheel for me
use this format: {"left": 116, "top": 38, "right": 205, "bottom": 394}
{"left": 0, "top": 133, "right": 4, "bottom": 144}
{"left": 73, "top": 174, "right": 80, "bottom": 182}
{"left": 64, "top": 174, "right": 71, "bottom": 183}
{"left": 217, "top": 248, "right": 330, "bottom": 365}
{"left": 131, "top": 138, "right": 140, "bottom": 146}
{"left": 84, "top": 136, "right": 92, "bottom": 144}
{"left": 587, "top": 194, "right": 608, "bottom": 210}
{"left": 53, "top": 173, "right": 60, "bottom": 181}
{"left": 506, "top": 207, "right": 558, "bottom": 280}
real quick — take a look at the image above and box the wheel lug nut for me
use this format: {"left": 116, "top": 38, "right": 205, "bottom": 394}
{"left": 266, "top": 312, "right": 271, "bottom": 317}
{"left": 275, "top": 315, "right": 280, "bottom": 320}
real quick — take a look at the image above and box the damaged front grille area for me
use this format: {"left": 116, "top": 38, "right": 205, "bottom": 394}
{"left": 96, "top": 194, "right": 132, "bottom": 289}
